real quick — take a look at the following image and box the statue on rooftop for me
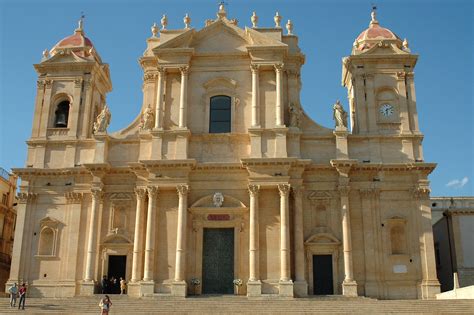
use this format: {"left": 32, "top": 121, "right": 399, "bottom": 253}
{"left": 93, "top": 104, "right": 111, "bottom": 134}
{"left": 333, "top": 100, "right": 348, "bottom": 129}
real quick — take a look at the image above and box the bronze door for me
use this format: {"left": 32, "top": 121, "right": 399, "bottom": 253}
{"left": 202, "top": 228, "right": 234, "bottom": 294}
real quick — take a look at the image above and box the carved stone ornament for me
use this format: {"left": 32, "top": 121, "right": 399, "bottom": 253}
{"left": 147, "top": 186, "right": 159, "bottom": 197}
{"left": 251, "top": 12, "right": 258, "bottom": 28}
{"left": 212, "top": 192, "right": 224, "bottom": 207}
{"left": 93, "top": 104, "right": 111, "bottom": 134}
{"left": 65, "top": 192, "right": 83, "bottom": 204}
{"left": 17, "top": 192, "right": 37, "bottom": 204}
{"left": 413, "top": 187, "right": 430, "bottom": 199}
{"left": 248, "top": 184, "right": 260, "bottom": 197}
{"left": 139, "top": 104, "right": 155, "bottom": 131}
{"left": 278, "top": 184, "right": 291, "bottom": 196}
{"left": 91, "top": 189, "right": 103, "bottom": 201}
{"left": 333, "top": 100, "right": 348, "bottom": 129}
{"left": 134, "top": 187, "right": 147, "bottom": 199}
{"left": 177, "top": 185, "right": 189, "bottom": 196}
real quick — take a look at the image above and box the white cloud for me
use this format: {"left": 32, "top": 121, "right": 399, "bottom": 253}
{"left": 446, "top": 177, "right": 469, "bottom": 188}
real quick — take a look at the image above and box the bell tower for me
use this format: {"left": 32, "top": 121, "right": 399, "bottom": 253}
{"left": 342, "top": 9, "right": 423, "bottom": 162}
{"left": 27, "top": 18, "right": 112, "bottom": 168}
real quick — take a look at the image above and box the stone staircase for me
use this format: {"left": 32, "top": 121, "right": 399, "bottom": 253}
{"left": 1, "top": 295, "right": 473, "bottom": 314}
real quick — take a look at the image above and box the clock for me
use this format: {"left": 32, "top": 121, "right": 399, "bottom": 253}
{"left": 379, "top": 103, "right": 394, "bottom": 117}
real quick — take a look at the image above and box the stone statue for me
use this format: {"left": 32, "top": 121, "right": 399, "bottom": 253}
{"left": 139, "top": 104, "right": 155, "bottom": 131}
{"left": 333, "top": 100, "right": 348, "bottom": 129}
{"left": 213, "top": 192, "right": 224, "bottom": 207}
{"left": 289, "top": 102, "right": 302, "bottom": 128}
{"left": 93, "top": 104, "right": 111, "bottom": 134}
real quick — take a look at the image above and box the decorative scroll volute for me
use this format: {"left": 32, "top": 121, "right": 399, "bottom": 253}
{"left": 278, "top": 184, "right": 291, "bottom": 197}
{"left": 176, "top": 185, "right": 189, "bottom": 197}
{"left": 248, "top": 184, "right": 260, "bottom": 197}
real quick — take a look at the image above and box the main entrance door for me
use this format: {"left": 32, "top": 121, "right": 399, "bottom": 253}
{"left": 313, "top": 255, "right": 334, "bottom": 295}
{"left": 202, "top": 228, "right": 234, "bottom": 294}
{"left": 107, "top": 255, "right": 126, "bottom": 294}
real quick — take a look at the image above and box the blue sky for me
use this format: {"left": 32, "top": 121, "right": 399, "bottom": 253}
{"left": 0, "top": 0, "right": 472, "bottom": 196}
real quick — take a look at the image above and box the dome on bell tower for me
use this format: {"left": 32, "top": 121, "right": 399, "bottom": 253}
{"left": 49, "top": 17, "right": 102, "bottom": 63}
{"left": 353, "top": 9, "right": 402, "bottom": 53}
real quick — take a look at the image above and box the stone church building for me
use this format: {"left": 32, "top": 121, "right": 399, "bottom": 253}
{"left": 7, "top": 6, "right": 440, "bottom": 299}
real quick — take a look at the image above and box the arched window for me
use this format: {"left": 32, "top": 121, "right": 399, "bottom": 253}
{"left": 54, "top": 100, "right": 70, "bottom": 128}
{"left": 209, "top": 95, "right": 231, "bottom": 133}
{"left": 38, "top": 227, "right": 55, "bottom": 256}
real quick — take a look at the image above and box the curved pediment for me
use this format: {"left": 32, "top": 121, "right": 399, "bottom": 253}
{"left": 305, "top": 233, "right": 341, "bottom": 245}
{"left": 103, "top": 233, "right": 132, "bottom": 244}
{"left": 190, "top": 193, "right": 246, "bottom": 208}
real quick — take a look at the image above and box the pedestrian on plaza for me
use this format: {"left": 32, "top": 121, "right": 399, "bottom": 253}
{"left": 18, "top": 283, "right": 27, "bottom": 310}
{"left": 120, "top": 277, "right": 127, "bottom": 295}
{"left": 101, "top": 275, "right": 108, "bottom": 294}
{"left": 8, "top": 282, "right": 18, "bottom": 307}
{"left": 99, "top": 295, "right": 112, "bottom": 314}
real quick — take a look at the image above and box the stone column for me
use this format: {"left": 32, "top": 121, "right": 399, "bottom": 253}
{"left": 278, "top": 184, "right": 293, "bottom": 296}
{"left": 172, "top": 185, "right": 189, "bottom": 297}
{"left": 38, "top": 79, "right": 53, "bottom": 138}
{"left": 143, "top": 186, "right": 158, "bottom": 282}
{"left": 413, "top": 186, "right": 441, "bottom": 299}
{"left": 178, "top": 66, "right": 189, "bottom": 128}
{"left": 339, "top": 185, "right": 358, "bottom": 296}
{"left": 154, "top": 67, "right": 165, "bottom": 129}
{"left": 84, "top": 188, "right": 102, "bottom": 282}
{"left": 293, "top": 186, "right": 308, "bottom": 296}
{"left": 247, "top": 184, "right": 262, "bottom": 296}
{"left": 250, "top": 64, "right": 260, "bottom": 127}
{"left": 275, "top": 63, "right": 284, "bottom": 127}
{"left": 131, "top": 188, "right": 146, "bottom": 282}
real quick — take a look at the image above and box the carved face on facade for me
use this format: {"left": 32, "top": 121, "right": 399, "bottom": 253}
{"left": 212, "top": 192, "right": 224, "bottom": 207}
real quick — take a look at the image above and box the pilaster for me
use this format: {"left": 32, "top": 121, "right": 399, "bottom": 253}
{"left": 292, "top": 186, "right": 308, "bottom": 297}
{"left": 247, "top": 184, "right": 261, "bottom": 297}
{"left": 172, "top": 184, "right": 189, "bottom": 297}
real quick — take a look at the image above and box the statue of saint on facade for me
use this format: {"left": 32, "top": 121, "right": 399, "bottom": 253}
{"left": 333, "top": 100, "right": 348, "bottom": 129}
{"left": 93, "top": 104, "right": 111, "bottom": 134}
{"left": 289, "top": 102, "right": 303, "bottom": 128}
{"left": 139, "top": 104, "right": 155, "bottom": 131}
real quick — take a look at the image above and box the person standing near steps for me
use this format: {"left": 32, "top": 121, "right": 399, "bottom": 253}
{"left": 8, "top": 283, "right": 18, "bottom": 307}
{"left": 18, "top": 283, "right": 27, "bottom": 310}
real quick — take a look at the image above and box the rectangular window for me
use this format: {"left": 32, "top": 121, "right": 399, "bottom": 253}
{"left": 209, "top": 95, "right": 231, "bottom": 133}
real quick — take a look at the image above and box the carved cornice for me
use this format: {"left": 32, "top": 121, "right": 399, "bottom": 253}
{"left": 17, "top": 192, "right": 37, "bottom": 204}
{"left": 330, "top": 159, "right": 357, "bottom": 177}
{"left": 65, "top": 192, "right": 83, "bottom": 204}
{"left": 248, "top": 184, "right": 260, "bottom": 197}
{"left": 278, "top": 184, "right": 291, "bottom": 197}
{"left": 177, "top": 184, "right": 189, "bottom": 196}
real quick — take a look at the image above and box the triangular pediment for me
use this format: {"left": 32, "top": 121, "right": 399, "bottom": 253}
{"left": 193, "top": 27, "right": 248, "bottom": 53}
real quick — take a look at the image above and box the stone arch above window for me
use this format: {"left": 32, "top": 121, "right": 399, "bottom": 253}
{"left": 388, "top": 217, "right": 408, "bottom": 255}
{"left": 37, "top": 216, "right": 61, "bottom": 257}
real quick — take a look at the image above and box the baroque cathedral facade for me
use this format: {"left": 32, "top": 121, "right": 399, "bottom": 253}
{"left": 7, "top": 6, "right": 440, "bottom": 299}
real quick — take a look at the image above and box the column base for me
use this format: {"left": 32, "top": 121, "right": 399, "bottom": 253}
{"left": 342, "top": 280, "right": 358, "bottom": 297}
{"left": 293, "top": 280, "right": 308, "bottom": 297}
{"left": 79, "top": 280, "right": 96, "bottom": 296}
{"left": 127, "top": 282, "right": 141, "bottom": 297}
{"left": 279, "top": 280, "right": 294, "bottom": 297}
{"left": 246, "top": 280, "right": 262, "bottom": 297}
{"left": 419, "top": 280, "right": 441, "bottom": 300}
{"left": 140, "top": 280, "right": 155, "bottom": 297}
{"left": 171, "top": 281, "right": 187, "bottom": 297}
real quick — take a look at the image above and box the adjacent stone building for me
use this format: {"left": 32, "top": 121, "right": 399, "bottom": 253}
{"left": 431, "top": 197, "right": 474, "bottom": 292}
{"left": 7, "top": 6, "right": 440, "bottom": 299}
{"left": 0, "top": 167, "right": 17, "bottom": 292}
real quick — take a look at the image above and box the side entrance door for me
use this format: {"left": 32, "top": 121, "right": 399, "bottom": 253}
{"left": 202, "top": 228, "right": 234, "bottom": 294}
{"left": 313, "top": 254, "right": 334, "bottom": 295}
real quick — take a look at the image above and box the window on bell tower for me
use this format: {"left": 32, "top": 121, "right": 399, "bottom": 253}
{"left": 209, "top": 95, "right": 231, "bottom": 133}
{"left": 54, "top": 100, "right": 70, "bottom": 128}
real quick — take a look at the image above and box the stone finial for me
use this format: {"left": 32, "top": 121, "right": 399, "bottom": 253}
{"left": 183, "top": 13, "right": 191, "bottom": 29}
{"left": 151, "top": 22, "right": 159, "bottom": 37}
{"left": 251, "top": 12, "right": 258, "bottom": 28}
{"left": 205, "top": 19, "right": 213, "bottom": 27}
{"left": 274, "top": 11, "right": 282, "bottom": 28}
{"left": 75, "top": 13, "right": 85, "bottom": 33}
{"left": 217, "top": 2, "right": 227, "bottom": 19}
{"left": 286, "top": 19, "right": 293, "bottom": 35}
{"left": 161, "top": 14, "right": 168, "bottom": 30}
{"left": 42, "top": 49, "right": 50, "bottom": 60}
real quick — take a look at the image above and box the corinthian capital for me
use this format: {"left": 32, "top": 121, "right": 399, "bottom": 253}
{"left": 274, "top": 63, "right": 284, "bottom": 73}
{"left": 177, "top": 185, "right": 189, "bottom": 196}
{"left": 250, "top": 64, "right": 260, "bottom": 73}
{"left": 278, "top": 184, "right": 291, "bottom": 197}
{"left": 91, "top": 189, "right": 103, "bottom": 201}
{"left": 179, "top": 66, "right": 189, "bottom": 75}
{"left": 134, "top": 187, "right": 147, "bottom": 199}
{"left": 17, "top": 192, "right": 37, "bottom": 204}
{"left": 248, "top": 184, "right": 260, "bottom": 197}
{"left": 65, "top": 192, "right": 83, "bottom": 204}
{"left": 413, "top": 187, "right": 430, "bottom": 200}
{"left": 147, "top": 186, "right": 159, "bottom": 198}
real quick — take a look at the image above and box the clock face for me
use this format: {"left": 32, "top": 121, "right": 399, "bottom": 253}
{"left": 379, "top": 103, "right": 394, "bottom": 117}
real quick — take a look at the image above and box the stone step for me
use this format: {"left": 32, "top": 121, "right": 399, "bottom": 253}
{"left": 1, "top": 297, "right": 473, "bottom": 314}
